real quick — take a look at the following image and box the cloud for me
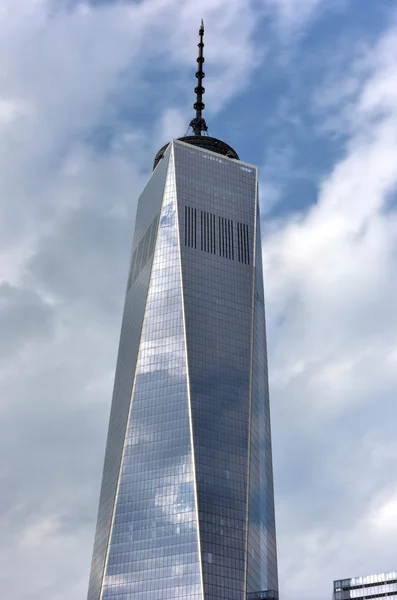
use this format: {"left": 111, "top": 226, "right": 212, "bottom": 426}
{"left": 265, "top": 24, "right": 397, "bottom": 415}
{"left": 263, "top": 16, "right": 397, "bottom": 600}
{"left": 264, "top": 0, "right": 327, "bottom": 31}
{"left": 369, "top": 488, "right": 397, "bottom": 536}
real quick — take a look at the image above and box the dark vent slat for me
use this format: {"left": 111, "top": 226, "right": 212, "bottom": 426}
{"left": 245, "top": 224, "right": 250, "bottom": 265}
{"left": 185, "top": 206, "right": 187, "bottom": 246}
{"left": 231, "top": 220, "right": 234, "bottom": 260}
{"left": 193, "top": 209, "right": 196, "bottom": 248}
{"left": 201, "top": 212, "right": 204, "bottom": 251}
{"left": 212, "top": 214, "right": 216, "bottom": 254}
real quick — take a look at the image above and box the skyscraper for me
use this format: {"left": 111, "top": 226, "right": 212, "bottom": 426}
{"left": 333, "top": 571, "right": 397, "bottom": 600}
{"left": 87, "top": 21, "right": 278, "bottom": 600}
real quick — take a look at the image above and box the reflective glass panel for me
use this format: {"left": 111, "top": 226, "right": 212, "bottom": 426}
{"left": 87, "top": 147, "right": 171, "bottom": 600}
{"left": 101, "top": 148, "right": 201, "bottom": 600}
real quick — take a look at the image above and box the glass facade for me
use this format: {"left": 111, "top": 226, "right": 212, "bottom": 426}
{"left": 333, "top": 572, "right": 397, "bottom": 600}
{"left": 87, "top": 140, "right": 278, "bottom": 600}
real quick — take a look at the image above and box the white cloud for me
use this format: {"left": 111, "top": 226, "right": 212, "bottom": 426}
{"left": 265, "top": 0, "right": 325, "bottom": 27}
{"left": 368, "top": 489, "right": 397, "bottom": 536}
{"left": 264, "top": 16, "right": 397, "bottom": 600}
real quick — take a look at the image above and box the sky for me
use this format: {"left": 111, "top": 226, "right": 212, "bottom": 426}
{"left": 0, "top": 0, "right": 396, "bottom": 599}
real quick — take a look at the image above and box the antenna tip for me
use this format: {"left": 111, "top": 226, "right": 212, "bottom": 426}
{"left": 200, "top": 19, "right": 204, "bottom": 32}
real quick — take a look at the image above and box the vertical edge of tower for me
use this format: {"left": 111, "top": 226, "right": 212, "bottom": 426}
{"left": 244, "top": 166, "right": 258, "bottom": 598}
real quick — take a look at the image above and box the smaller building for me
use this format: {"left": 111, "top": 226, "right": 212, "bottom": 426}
{"left": 334, "top": 571, "right": 397, "bottom": 600}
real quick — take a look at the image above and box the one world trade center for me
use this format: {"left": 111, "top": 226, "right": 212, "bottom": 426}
{"left": 87, "top": 21, "right": 279, "bottom": 600}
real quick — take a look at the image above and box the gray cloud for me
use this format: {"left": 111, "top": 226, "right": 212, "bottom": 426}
{"left": 0, "top": 283, "right": 53, "bottom": 358}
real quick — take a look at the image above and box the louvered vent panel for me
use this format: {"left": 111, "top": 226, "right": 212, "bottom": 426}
{"left": 183, "top": 206, "right": 250, "bottom": 266}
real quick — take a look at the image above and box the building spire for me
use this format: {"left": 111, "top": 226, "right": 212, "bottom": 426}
{"left": 189, "top": 19, "right": 208, "bottom": 136}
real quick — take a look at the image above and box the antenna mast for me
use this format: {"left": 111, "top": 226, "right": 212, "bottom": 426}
{"left": 189, "top": 19, "right": 208, "bottom": 136}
